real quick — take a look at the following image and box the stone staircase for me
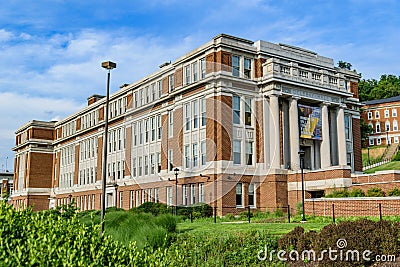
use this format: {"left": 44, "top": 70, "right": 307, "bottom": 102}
{"left": 382, "top": 143, "right": 399, "bottom": 161}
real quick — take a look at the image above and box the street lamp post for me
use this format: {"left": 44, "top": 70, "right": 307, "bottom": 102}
{"left": 387, "top": 131, "right": 390, "bottom": 147}
{"left": 100, "top": 61, "right": 116, "bottom": 235}
{"left": 169, "top": 168, "right": 179, "bottom": 215}
{"left": 298, "top": 150, "right": 306, "bottom": 222}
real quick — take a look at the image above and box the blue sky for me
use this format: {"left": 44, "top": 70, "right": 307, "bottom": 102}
{"left": 0, "top": 0, "right": 399, "bottom": 170}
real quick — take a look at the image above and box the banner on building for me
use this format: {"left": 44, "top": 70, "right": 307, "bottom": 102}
{"left": 298, "top": 104, "right": 322, "bottom": 140}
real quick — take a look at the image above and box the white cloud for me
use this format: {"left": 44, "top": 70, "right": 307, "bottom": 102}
{"left": 0, "top": 29, "right": 14, "bottom": 42}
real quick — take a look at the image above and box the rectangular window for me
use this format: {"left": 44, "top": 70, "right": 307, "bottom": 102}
{"left": 199, "top": 183, "right": 204, "bottom": 203}
{"left": 182, "top": 185, "right": 188, "bottom": 206}
{"left": 244, "top": 97, "right": 252, "bottom": 126}
{"left": 232, "top": 55, "right": 240, "bottom": 77}
{"left": 118, "top": 129, "right": 122, "bottom": 150}
{"left": 376, "top": 123, "right": 381, "bottom": 133}
{"left": 201, "top": 98, "right": 206, "bottom": 127}
{"left": 158, "top": 80, "right": 162, "bottom": 98}
{"left": 119, "top": 192, "right": 123, "bottom": 208}
{"left": 133, "top": 123, "right": 137, "bottom": 146}
{"left": 144, "top": 156, "right": 149, "bottom": 175}
{"left": 138, "top": 157, "right": 142, "bottom": 176}
{"left": 132, "top": 158, "right": 137, "bottom": 177}
{"left": 233, "top": 140, "right": 241, "bottom": 164}
{"left": 142, "top": 189, "right": 146, "bottom": 204}
{"left": 392, "top": 109, "right": 397, "bottom": 117}
{"left": 166, "top": 186, "right": 172, "bottom": 206}
{"left": 169, "top": 74, "right": 174, "bottom": 92}
{"left": 150, "top": 154, "right": 155, "bottom": 175}
{"left": 192, "top": 143, "right": 198, "bottom": 167}
{"left": 344, "top": 115, "right": 351, "bottom": 140}
{"left": 135, "top": 191, "right": 140, "bottom": 207}
{"left": 148, "top": 188, "right": 152, "bottom": 202}
{"left": 185, "top": 145, "right": 190, "bottom": 168}
{"left": 151, "top": 117, "right": 156, "bottom": 141}
{"left": 157, "top": 152, "right": 161, "bottom": 173}
{"left": 140, "top": 89, "right": 144, "bottom": 106}
{"left": 200, "top": 58, "right": 206, "bottom": 79}
{"left": 233, "top": 96, "right": 241, "bottom": 124}
{"left": 145, "top": 119, "right": 149, "bottom": 143}
{"left": 347, "top": 153, "right": 352, "bottom": 166}
{"left": 385, "top": 110, "right": 389, "bottom": 118}
{"left": 185, "top": 65, "right": 191, "bottom": 85}
{"left": 386, "top": 122, "right": 390, "bottom": 132}
{"left": 369, "top": 138, "right": 374, "bottom": 146}
{"left": 375, "top": 111, "right": 380, "bottom": 119}
{"left": 394, "top": 136, "right": 399, "bottom": 143}
{"left": 248, "top": 183, "right": 255, "bottom": 207}
{"left": 134, "top": 92, "right": 138, "bottom": 108}
{"left": 139, "top": 121, "right": 143, "bottom": 144}
{"left": 117, "top": 161, "right": 121, "bottom": 179}
{"left": 245, "top": 141, "right": 253, "bottom": 165}
{"left": 154, "top": 188, "right": 159, "bottom": 203}
{"left": 185, "top": 103, "right": 191, "bottom": 131}
{"left": 244, "top": 58, "right": 251, "bottom": 78}
{"left": 201, "top": 141, "right": 206, "bottom": 165}
{"left": 193, "top": 100, "right": 199, "bottom": 129}
{"left": 192, "top": 62, "right": 198, "bottom": 82}
{"left": 377, "top": 138, "right": 382, "bottom": 145}
{"left": 236, "top": 183, "right": 243, "bottom": 206}
{"left": 393, "top": 121, "right": 398, "bottom": 131}
{"left": 157, "top": 115, "right": 162, "bottom": 140}
{"left": 190, "top": 184, "right": 196, "bottom": 205}
{"left": 130, "top": 191, "right": 134, "bottom": 209}
{"left": 151, "top": 83, "right": 156, "bottom": 101}
{"left": 169, "top": 111, "right": 174, "bottom": 138}
{"left": 168, "top": 149, "right": 173, "bottom": 171}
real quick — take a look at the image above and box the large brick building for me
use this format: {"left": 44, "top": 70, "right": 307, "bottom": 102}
{"left": 11, "top": 34, "right": 361, "bottom": 214}
{"left": 362, "top": 96, "right": 400, "bottom": 146}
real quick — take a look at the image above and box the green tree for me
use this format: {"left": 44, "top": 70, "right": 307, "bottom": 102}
{"left": 360, "top": 118, "right": 373, "bottom": 147}
{"left": 358, "top": 74, "right": 400, "bottom": 102}
{"left": 338, "top": 60, "right": 352, "bottom": 70}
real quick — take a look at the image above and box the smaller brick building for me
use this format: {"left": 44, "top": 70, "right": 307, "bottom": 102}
{"left": 362, "top": 96, "right": 400, "bottom": 146}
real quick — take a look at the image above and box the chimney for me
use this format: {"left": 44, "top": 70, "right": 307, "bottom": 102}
{"left": 87, "top": 94, "right": 105, "bottom": 106}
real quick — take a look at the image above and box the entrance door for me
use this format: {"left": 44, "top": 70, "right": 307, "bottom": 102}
{"left": 300, "top": 145, "right": 312, "bottom": 169}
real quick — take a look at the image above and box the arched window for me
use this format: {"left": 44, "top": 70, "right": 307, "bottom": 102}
{"left": 376, "top": 122, "right": 381, "bottom": 133}
{"left": 385, "top": 121, "right": 390, "bottom": 132}
{"left": 393, "top": 120, "right": 398, "bottom": 131}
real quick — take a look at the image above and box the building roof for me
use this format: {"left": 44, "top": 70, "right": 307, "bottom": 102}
{"left": 364, "top": 96, "right": 400, "bottom": 105}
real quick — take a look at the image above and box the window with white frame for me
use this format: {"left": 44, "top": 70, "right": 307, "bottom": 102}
{"left": 248, "top": 183, "right": 255, "bottom": 207}
{"left": 232, "top": 95, "right": 241, "bottom": 124}
{"left": 245, "top": 141, "right": 253, "bottom": 165}
{"left": 345, "top": 115, "right": 351, "bottom": 140}
{"left": 201, "top": 98, "right": 206, "bottom": 127}
{"left": 150, "top": 154, "right": 155, "bottom": 175}
{"left": 375, "top": 111, "right": 380, "bottom": 119}
{"left": 377, "top": 138, "right": 382, "bottom": 145}
{"left": 185, "top": 145, "right": 190, "bottom": 168}
{"left": 134, "top": 92, "right": 138, "bottom": 108}
{"left": 151, "top": 83, "right": 156, "bottom": 101}
{"left": 244, "top": 97, "right": 252, "bottom": 126}
{"left": 185, "top": 103, "right": 191, "bottom": 131}
{"left": 393, "top": 120, "right": 398, "bottom": 131}
{"left": 142, "top": 189, "right": 146, "bottom": 203}
{"left": 166, "top": 187, "right": 172, "bottom": 206}
{"left": 192, "top": 143, "right": 198, "bottom": 167}
{"left": 135, "top": 190, "right": 140, "bottom": 207}
{"left": 144, "top": 156, "right": 149, "bottom": 175}
{"left": 139, "top": 121, "right": 143, "bottom": 144}
{"left": 233, "top": 140, "right": 241, "bottom": 164}
{"left": 392, "top": 109, "right": 397, "bottom": 117}
{"left": 201, "top": 141, "right": 206, "bottom": 166}
{"left": 185, "top": 65, "right": 191, "bottom": 85}
{"left": 376, "top": 123, "right": 381, "bottom": 133}
{"left": 169, "top": 74, "right": 174, "bottom": 92}
{"left": 232, "top": 55, "right": 240, "bottom": 77}
{"left": 157, "top": 115, "right": 162, "bottom": 140}
{"left": 199, "top": 183, "right": 204, "bottom": 202}
{"left": 130, "top": 191, "right": 134, "bottom": 209}
{"left": 138, "top": 157, "right": 142, "bottom": 176}
{"left": 151, "top": 117, "right": 156, "bottom": 142}
{"left": 145, "top": 119, "right": 149, "bottom": 143}
{"left": 369, "top": 138, "right": 374, "bottom": 146}
{"left": 132, "top": 158, "right": 136, "bottom": 177}
{"left": 190, "top": 184, "right": 196, "bottom": 205}
{"left": 386, "top": 121, "right": 390, "bottom": 132}
{"left": 244, "top": 58, "right": 251, "bottom": 79}
{"left": 192, "top": 62, "right": 198, "bottom": 82}
{"left": 154, "top": 188, "right": 159, "bottom": 203}
{"left": 193, "top": 100, "right": 199, "bottom": 129}
{"left": 157, "top": 152, "right": 161, "bottom": 173}
{"left": 168, "top": 111, "right": 174, "bottom": 138}
{"left": 182, "top": 185, "right": 188, "bottom": 206}
{"left": 200, "top": 58, "right": 206, "bottom": 79}
{"left": 394, "top": 136, "right": 399, "bottom": 143}
{"left": 140, "top": 89, "right": 144, "bottom": 106}
{"left": 119, "top": 192, "right": 123, "bottom": 208}
{"left": 385, "top": 110, "right": 389, "bottom": 118}
{"left": 236, "top": 183, "right": 243, "bottom": 207}
{"left": 148, "top": 188, "right": 152, "bottom": 202}
{"left": 133, "top": 123, "right": 137, "bottom": 146}
{"left": 157, "top": 80, "right": 162, "bottom": 98}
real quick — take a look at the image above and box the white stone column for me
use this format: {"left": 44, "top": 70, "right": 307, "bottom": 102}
{"left": 320, "top": 103, "right": 331, "bottom": 169}
{"left": 269, "top": 94, "right": 281, "bottom": 169}
{"left": 289, "top": 97, "right": 300, "bottom": 170}
{"left": 337, "top": 105, "right": 347, "bottom": 166}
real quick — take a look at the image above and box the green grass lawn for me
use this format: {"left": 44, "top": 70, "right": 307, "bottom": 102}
{"left": 364, "top": 160, "right": 400, "bottom": 173}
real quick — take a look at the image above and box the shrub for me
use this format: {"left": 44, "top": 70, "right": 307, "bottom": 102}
{"left": 176, "top": 203, "right": 212, "bottom": 219}
{"left": 366, "top": 187, "right": 385, "bottom": 197}
{"left": 273, "top": 208, "right": 284, "bottom": 217}
{"left": 154, "top": 214, "right": 177, "bottom": 233}
{"left": 225, "top": 213, "right": 235, "bottom": 221}
{"left": 133, "top": 202, "right": 172, "bottom": 216}
{"left": 279, "top": 219, "right": 400, "bottom": 266}
{"left": 393, "top": 150, "right": 400, "bottom": 161}
{"left": 349, "top": 188, "right": 365, "bottom": 197}
{"left": 388, "top": 187, "right": 400, "bottom": 196}
{"left": 325, "top": 188, "right": 349, "bottom": 198}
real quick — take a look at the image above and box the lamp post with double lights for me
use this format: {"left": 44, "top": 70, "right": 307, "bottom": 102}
{"left": 100, "top": 61, "right": 116, "bottom": 235}
{"left": 169, "top": 168, "right": 179, "bottom": 215}
{"left": 298, "top": 150, "right": 306, "bottom": 222}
